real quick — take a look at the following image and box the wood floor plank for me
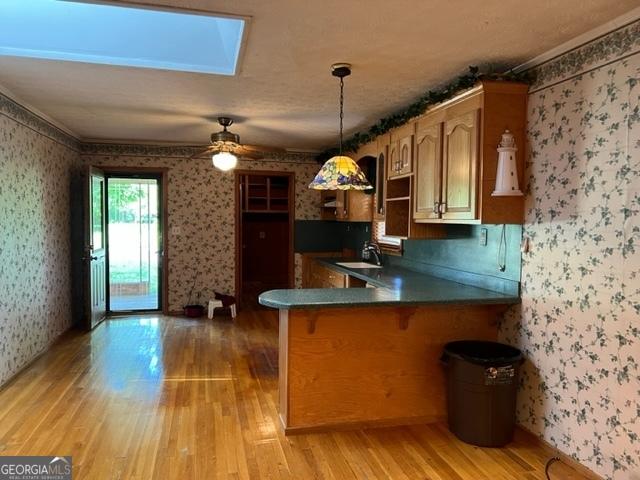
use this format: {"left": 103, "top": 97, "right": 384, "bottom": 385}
{"left": 0, "top": 311, "right": 558, "bottom": 479}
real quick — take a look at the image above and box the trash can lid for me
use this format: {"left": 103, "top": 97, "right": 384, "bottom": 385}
{"left": 443, "top": 340, "right": 522, "bottom": 365}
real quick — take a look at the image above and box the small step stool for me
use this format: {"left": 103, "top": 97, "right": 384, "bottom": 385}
{"left": 207, "top": 293, "right": 237, "bottom": 320}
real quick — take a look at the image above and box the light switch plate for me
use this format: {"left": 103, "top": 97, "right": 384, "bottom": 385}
{"left": 480, "top": 228, "right": 488, "bottom": 246}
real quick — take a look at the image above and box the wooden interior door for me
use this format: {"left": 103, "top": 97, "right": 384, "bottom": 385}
{"left": 442, "top": 110, "right": 479, "bottom": 220}
{"left": 85, "top": 166, "right": 107, "bottom": 329}
{"left": 414, "top": 122, "right": 442, "bottom": 220}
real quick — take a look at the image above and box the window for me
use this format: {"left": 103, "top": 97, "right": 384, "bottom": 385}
{"left": 0, "top": 1, "right": 246, "bottom": 75}
{"left": 372, "top": 220, "right": 402, "bottom": 252}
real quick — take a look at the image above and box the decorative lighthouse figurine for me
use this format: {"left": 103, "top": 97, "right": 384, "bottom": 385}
{"left": 492, "top": 129, "right": 523, "bottom": 196}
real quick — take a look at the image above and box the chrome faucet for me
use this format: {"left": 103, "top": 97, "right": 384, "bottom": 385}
{"left": 362, "top": 241, "right": 383, "bottom": 266}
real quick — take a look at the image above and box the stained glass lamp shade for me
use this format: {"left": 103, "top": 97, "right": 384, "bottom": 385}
{"left": 308, "top": 155, "right": 372, "bottom": 190}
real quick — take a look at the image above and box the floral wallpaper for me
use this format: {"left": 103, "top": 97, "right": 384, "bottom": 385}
{"left": 81, "top": 150, "right": 321, "bottom": 311}
{"left": 0, "top": 97, "right": 80, "bottom": 387}
{"left": 500, "top": 21, "right": 640, "bottom": 480}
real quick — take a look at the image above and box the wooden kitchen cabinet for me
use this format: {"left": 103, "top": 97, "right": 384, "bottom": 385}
{"left": 318, "top": 188, "right": 371, "bottom": 222}
{"left": 388, "top": 124, "right": 414, "bottom": 179}
{"left": 414, "top": 120, "right": 442, "bottom": 221}
{"left": 374, "top": 136, "right": 388, "bottom": 220}
{"left": 412, "top": 80, "right": 528, "bottom": 224}
{"left": 302, "top": 255, "right": 367, "bottom": 288}
{"left": 334, "top": 190, "right": 372, "bottom": 222}
{"left": 313, "top": 262, "right": 346, "bottom": 288}
{"left": 441, "top": 109, "right": 479, "bottom": 220}
{"left": 320, "top": 190, "right": 337, "bottom": 220}
{"left": 398, "top": 135, "right": 413, "bottom": 176}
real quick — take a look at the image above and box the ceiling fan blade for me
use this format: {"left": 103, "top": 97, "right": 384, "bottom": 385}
{"left": 189, "top": 146, "right": 216, "bottom": 159}
{"left": 240, "top": 144, "right": 286, "bottom": 154}
{"left": 237, "top": 150, "right": 264, "bottom": 160}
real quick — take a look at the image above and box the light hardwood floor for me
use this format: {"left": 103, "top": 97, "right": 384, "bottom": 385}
{"left": 0, "top": 310, "right": 559, "bottom": 479}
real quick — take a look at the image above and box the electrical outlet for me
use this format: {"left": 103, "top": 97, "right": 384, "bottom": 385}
{"left": 480, "top": 228, "right": 488, "bottom": 246}
{"left": 259, "top": 231, "right": 266, "bottom": 239}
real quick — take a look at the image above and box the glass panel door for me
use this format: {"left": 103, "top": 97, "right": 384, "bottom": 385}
{"left": 107, "top": 177, "right": 161, "bottom": 311}
{"left": 86, "top": 167, "right": 107, "bottom": 328}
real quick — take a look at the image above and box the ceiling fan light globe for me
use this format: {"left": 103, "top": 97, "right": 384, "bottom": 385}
{"left": 212, "top": 151, "right": 238, "bottom": 171}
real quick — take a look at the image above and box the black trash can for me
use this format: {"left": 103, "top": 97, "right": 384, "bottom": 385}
{"left": 441, "top": 340, "right": 523, "bottom": 447}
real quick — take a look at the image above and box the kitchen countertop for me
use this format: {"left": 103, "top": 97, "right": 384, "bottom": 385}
{"left": 258, "top": 258, "right": 520, "bottom": 309}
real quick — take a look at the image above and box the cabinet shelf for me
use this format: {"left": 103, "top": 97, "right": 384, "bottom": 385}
{"left": 241, "top": 174, "right": 291, "bottom": 214}
{"left": 243, "top": 210, "right": 288, "bottom": 215}
{"left": 386, "top": 196, "right": 410, "bottom": 202}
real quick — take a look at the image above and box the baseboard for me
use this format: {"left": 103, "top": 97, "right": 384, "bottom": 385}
{"left": 515, "top": 426, "right": 602, "bottom": 480}
{"left": 283, "top": 415, "right": 446, "bottom": 435}
{"left": 0, "top": 323, "right": 75, "bottom": 391}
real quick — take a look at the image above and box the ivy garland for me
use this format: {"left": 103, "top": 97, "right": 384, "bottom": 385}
{"left": 317, "top": 66, "right": 531, "bottom": 162}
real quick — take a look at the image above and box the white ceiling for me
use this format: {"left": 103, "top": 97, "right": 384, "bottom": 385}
{"left": 0, "top": 0, "right": 637, "bottom": 151}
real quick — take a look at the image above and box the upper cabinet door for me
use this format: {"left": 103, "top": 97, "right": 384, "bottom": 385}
{"left": 398, "top": 135, "right": 413, "bottom": 176}
{"left": 442, "top": 110, "right": 479, "bottom": 220}
{"left": 375, "top": 146, "right": 387, "bottom": 219}
{"left": 335, "top": 190, "right": 348, "bottom": 220}
{"left": 387, "top": 141, "right": 399, "bottom": 179}
{"left": 414, "top": 122, "right": 442, "bottom": 220}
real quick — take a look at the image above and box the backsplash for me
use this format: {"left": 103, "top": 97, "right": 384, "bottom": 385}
{"left": 500, "top": 19, "right": 640, "bottom": 479}
{"left": 294, "top": 220, "right": 371, "bottom": 253}
{"left": 0, "top": 93, "right": 81, "bottom": 387}
{"left": 392, "top": 224, "right": 522, "bottom": 295}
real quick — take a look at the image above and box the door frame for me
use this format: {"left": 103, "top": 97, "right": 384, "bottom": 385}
{"left": 84, "top": 166, "right": 107, "bottom": 330}
{"left": 234, "top": 170, "right": 295, "bottom": 304}
{"left": 99, "top": 166, "right": 169, "bottom": 315}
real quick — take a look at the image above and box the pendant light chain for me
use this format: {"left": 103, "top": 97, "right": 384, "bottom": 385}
{"left": 339, "top": 76, "right": 344, "bottom": 156}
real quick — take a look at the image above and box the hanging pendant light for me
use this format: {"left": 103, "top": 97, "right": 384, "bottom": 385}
{"left": 309, "top": 63, "right": 372, "bottom": 190}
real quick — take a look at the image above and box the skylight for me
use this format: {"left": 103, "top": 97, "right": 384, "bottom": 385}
{"left": 0, "top": 0, "right": 245, "bottom": 75}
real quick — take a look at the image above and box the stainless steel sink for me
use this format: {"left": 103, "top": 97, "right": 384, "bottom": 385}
{"left": 335, "top": 261, "right": 383, "bottom": 269}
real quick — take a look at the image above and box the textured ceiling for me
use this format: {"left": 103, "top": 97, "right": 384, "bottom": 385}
{"left": 0, "top": 0, "right": 637, "bottom": 150}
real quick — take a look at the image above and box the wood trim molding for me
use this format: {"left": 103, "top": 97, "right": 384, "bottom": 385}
{"left": 514, "top": 427, "right": 602, "bottom": 480}
{"left": 284, "top": 414, "right": 446, "bottom": 435}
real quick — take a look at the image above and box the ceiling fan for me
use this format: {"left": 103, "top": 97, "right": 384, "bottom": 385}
{"left": 190, "top": 116, "right": 286, "bottom": 171}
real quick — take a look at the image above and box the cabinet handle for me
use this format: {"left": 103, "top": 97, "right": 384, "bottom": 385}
{"left": 439, "top": 203, "right": 447, "bottom": 214}
{"left": 433, "top": 202, "right": 440, "bottom": 214}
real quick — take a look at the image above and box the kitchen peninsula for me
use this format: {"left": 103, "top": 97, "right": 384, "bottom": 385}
{"left": 259, "top": 258, "right": 519, "bottom": 433}
{"left": 260, "top": 80, "right": 527, "bottom": 434}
